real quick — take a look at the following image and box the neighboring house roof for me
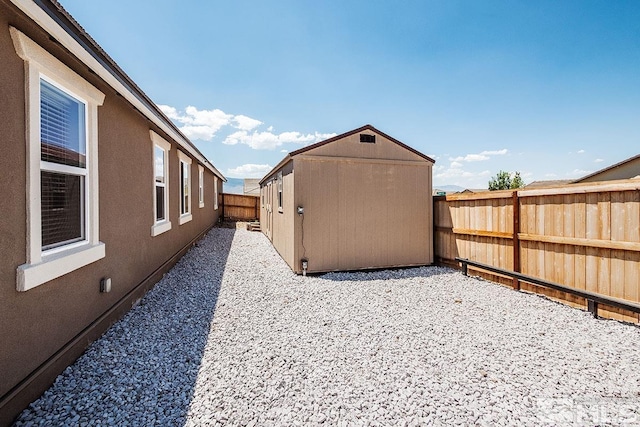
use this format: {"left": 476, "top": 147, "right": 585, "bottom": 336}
{"left": 13, "top": 0, "right": 225, "bottom": 181}
{"left": 243, "top": 179, "right": 261, "bottom": 195}
{"left": 573, "top": 154, "right": 640, "bottom": 183}
{"left": 260, "top": 124, "right": 434, "bottom": 185}
{"left": 458, "top": 188, "right": 488, "bottom": 194}
{"left": 525, "top": 180, "right": 573, "bottom": 188}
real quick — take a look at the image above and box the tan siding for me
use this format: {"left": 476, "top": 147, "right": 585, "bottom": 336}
{"left": 578, "top": 157, "right": 640, "bottom": 182}
{"left": 294, "top": 156, "right": 432, "bottom": 273}
{"left": 304, "top": 131, "right": 426, "bottom": 162}
{"left": 262, "top": 162, "right": 295, "bottom": 270}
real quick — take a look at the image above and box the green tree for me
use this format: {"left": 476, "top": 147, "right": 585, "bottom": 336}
{"left": 488, "top": 170, "right": 525, "bottom": 190}
{"left": 510, "top": 171, "right": 524, "bottom": 189}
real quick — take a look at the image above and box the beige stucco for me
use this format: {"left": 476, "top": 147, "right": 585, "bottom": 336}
{"left": 261, "top": 126, "right": 434, "bottom": 274}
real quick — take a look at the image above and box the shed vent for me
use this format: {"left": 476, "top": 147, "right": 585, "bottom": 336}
{"left": 360, "top": 134, "right": 375, "bottom": 143}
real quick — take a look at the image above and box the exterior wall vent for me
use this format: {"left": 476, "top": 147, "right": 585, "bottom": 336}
{"left": 360, "top": 134, "right": 375, "bottom": 143}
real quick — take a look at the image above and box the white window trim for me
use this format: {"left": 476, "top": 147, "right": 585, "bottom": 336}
{"left": 214, "top": 177, "right": 219, "bottom": 210}
{"left": 178, "top": 150, "right": 192, "bottom": 225}
{"left": 150, "top": 131, "right": 172, "bottom": 236}
{"left": 198, "top": 165, "right": 205, "bottom": 208}
{"left": 277, "top": 172, "right": 283, "bottom": 213}
{"left": 11, "top": 27, "right": 105, "bottom": 292}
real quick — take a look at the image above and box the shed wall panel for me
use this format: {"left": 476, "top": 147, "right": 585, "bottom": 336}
{"left": 294, "top": 156, "right": 432, "bottom": 273}
{"left": 261, "top": 162, "right": 295, "bottom": 270}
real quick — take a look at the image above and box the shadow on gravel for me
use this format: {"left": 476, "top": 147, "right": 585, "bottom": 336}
{"left": 319, "top": 265, "right": 457, "bottom": 282}
{"left": 13, "top": 226, "right": 235, "bottom": 426}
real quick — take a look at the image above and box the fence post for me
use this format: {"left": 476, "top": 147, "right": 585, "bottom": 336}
{"left": 512, "top": 190, "right": 521, "bottom": 290}
{"left": 221, "top": 193, "right": 225, "bottom": 220}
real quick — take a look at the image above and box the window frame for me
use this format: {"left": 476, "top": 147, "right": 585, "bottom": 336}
{"left": 277, "top": 171, "right": 283, "bottom": 213}
{"left": 178, "top": 150, "right": 192, "bottom": 224}
{"left": 150, "top": 131, "right": 172, "bottom": 236}
{"left": 198, "top": 165, "right": 205, "bottom": 208}
{"left": 12, "top": 27, "right": 105, "bottom": 292}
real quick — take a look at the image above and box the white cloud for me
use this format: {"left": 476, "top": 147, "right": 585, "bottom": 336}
{"left": 545, "top": 173, "right": 557, "bottom": 177}
{"left": 160, "top": 104, "right": 335, "bottom": 150}
{"left": 159, "top": 104, "right": 233, "bottom": 141}
{"left": 223, "top": 130, "right": 336, "bottom": 150}
{"left": 281, "top": 149, "right": 289, "bottom": 153}
{"left": 450, "top": 154, "right": 489, "bottom": 162}
{"left": 480, "top": 149, "right": 508, "bottom": 156}
{"left": 449, "top": 148, "right": 508, "bottom": 163}
{"left": 435, "top": 167, "right": 475, "bottom": 180}
{"left": 567, "top": 168, "right": 591, "bottom": 177}
{"left": 178, "top": 125, "right": 222, "bottom": 141}
{"left": 594, "top": 158, "right": 604, "bottom": 163}
{"left": 233, "top": 115, "right": 262, "bottom": 131}
{"left": 159, "top": 105, "right": 180, "bottom": 120}
{"left": 450, "top": 161, "right": 463, "bottom": 168}
{"left": 227, "top": 163, "right": 273, "bottom": 178}
{"left": 577, "top": 149, "right": 585, "bottom": 154}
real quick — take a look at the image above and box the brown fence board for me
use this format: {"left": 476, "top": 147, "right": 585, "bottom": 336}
{"left": 434, "top": 179, "right": 640, "bottom": 323}
{"left": 221, "top": 193, "right": 260, "bottom": 221}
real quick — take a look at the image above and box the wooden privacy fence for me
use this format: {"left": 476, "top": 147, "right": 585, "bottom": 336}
{"left": 434, "top": 179, "right": 640, "bottom": 323}
{"left": 221, "top": 193, "right": 260, "bottom": 221}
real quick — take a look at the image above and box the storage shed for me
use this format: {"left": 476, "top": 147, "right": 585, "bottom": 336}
{"left": 259, "top": 125, "right": 435, "bottom": 274}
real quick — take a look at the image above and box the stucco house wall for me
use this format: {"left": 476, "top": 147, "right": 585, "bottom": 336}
{"left": 0, "top": 1, "right": 224, "bottom": 423}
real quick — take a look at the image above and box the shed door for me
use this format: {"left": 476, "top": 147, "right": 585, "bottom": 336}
{"left": 265, "top": 182, "right": 273, "bottom": 240}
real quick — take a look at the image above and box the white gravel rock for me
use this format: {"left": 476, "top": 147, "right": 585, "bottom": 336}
{"left": 14, "top": 226, "right": 640, "bottom": 426}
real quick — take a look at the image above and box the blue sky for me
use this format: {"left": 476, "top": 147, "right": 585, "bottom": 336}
{"left": 60, "top": 0, "right": 640, "bottom": 189}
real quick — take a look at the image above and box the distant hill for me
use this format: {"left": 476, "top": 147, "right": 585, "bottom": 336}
{"left": 223, "top": 178, "right": 245, "bottom": 195}
{"left": 434, "top": 184, "right": 465, "bottom": 193}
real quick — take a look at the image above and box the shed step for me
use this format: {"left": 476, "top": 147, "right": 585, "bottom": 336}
{"left": 246, "top": 222, "right": 261, "bottom": 232}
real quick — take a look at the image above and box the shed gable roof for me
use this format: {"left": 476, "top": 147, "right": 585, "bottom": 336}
{"left": 289, "top": 124, "right": 434, "bottom": 162}
{"left": 573, "top": 154, "right": 640, "bottom": 183}
{"left": 260, "top": 124, "right": 433, "bottom": 184}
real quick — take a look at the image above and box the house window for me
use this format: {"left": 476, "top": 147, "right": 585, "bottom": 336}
{"left": 198, "top": 165, "right": 205, "bottom": 208}
{"left": 178, "top": 151, "right": 192, "bottom": 224}
{"left": 40, "top": 80, "right": 86, "bottom": 250}
{"left": 12, "top": 27, "right": 106, "bottom": 292}
{"left": 150, "top": 131, "right": 171, "bottom": 236}
{"left": 277, "top": 172, "right": 283, "bottom": 212}
{"left": 214, "top": 176, "right": 219, "bottom": 210}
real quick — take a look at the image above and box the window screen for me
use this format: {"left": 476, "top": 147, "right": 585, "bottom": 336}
{"left": 181, "top": 161, "right": 190, "bottom": 215}
{"left": 277, "top": 172, "right": 283, "bottom": 209}
{"left": 155, "top": 146, "right": 166, "bottom": 221}
{"left": 41, "top": 79, "right": 86, "bottom": 167}
{"left": 40, "top": 80, "right": 87, "bottom": 249}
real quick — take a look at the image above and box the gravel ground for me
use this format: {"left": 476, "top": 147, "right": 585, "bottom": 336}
{"left": 15, "top": 226, "right": 640, "bottom": 426}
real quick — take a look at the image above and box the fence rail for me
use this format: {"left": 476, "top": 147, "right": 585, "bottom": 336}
{"left": 434, "top": 179, "right": 640, "bottom": 323}
{"left": 221, "top": 193, "right": 260, "bottom": 221}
